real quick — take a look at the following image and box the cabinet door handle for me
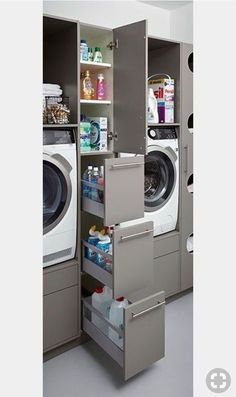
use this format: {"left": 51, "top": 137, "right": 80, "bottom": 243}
{"left": 131, "top": 300, "right": 165, "bottom": 319}
{"left": 120, "top": 229, "right": 153, "bottom": 242}
{"left": 110, "top": 162, "right": 144, "bottom": 170}
{"left": 184, "top": 145, "right": 188, "bottom": 174}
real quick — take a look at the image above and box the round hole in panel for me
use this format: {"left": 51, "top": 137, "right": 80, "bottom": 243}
{"left": 188, "top": 52, "right": 193, "bottom": 72}
{"left": 188, "top": 113, "right": 193, "bottom": 134}
{"left": 186, "top": 233, "right": 193, "bottom": 254}
{"left": 187, "top": 174, "right": 193, "bottom": 194}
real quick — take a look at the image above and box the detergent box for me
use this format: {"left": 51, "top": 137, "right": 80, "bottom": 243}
{"left": 87, "top": 117, "right": 108, "bottom": 151}
{"left": 148, "top": 78, "right": 174, "bottom": 123}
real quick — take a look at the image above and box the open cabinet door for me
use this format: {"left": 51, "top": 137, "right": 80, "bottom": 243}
{"left": 113, "top": 20, "right": 147, "bottom": 154}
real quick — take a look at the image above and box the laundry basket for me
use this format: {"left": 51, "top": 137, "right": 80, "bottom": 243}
{"left": 43, "top": 96, "right": 70, "bottom": 124}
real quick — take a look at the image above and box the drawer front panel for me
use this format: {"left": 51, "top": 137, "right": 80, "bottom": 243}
{"left": 153, "top": 232, "right": 180, "bottom": 259}
{"left": 154, "top": 251, "right": 180, "bottom": 297}
{"left": 124, "top": 291, "right": 165, "bottom": 380}
{"left": 43, "top": 286, "right": 78, "bottom": 351}
{"left": 43, "top": 263, "right": 78, "bottom": 295}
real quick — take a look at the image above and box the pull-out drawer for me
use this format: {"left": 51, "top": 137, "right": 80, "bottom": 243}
{"left": 82, "top": 156, "right": 144, "bottom": 225}
{"left": 82, "top": 221, "right": 153, "bottom": 298}
{"left": 83, "top": 290, "right": 165, "bottom": 380}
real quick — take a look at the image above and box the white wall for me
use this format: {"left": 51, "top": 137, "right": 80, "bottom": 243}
{"left": 170, "top": 2, "right": 193, "bottom": 43}
{"left": 43, "top": 1, "right": 171, "bottom": 39}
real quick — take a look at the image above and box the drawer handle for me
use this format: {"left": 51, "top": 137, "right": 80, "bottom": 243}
{"left": 184, "top": 145, "right": 188, "bottom": 174}
{"left": 131, "top": 300, "right": 165, "bottom": 319}
{"left": 110, "top": 162, "right": 144, "bottom": 170}
{"left": 120, "top": 229, "right": 153, "bottom": 242}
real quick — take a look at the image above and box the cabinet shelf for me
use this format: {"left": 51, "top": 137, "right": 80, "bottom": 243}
{"left": 80, "top": 61, "right": 112, "bottom": 71}
{"left": 148, "top": 123, "right": 180, "bottom": 127}
{"left": 80, "top": 99, "right": 111, "bottom": 105}
{"left": 43, "top": 124, "right": 78, "bottom": 128}
{"left": 81, "top": 150, "right": 113, "bottom": 156}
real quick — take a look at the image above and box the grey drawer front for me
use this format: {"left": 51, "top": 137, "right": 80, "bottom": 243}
{"left": 43, "top": 286, "right": 78, "bottom": 351}
{"left": 113, "top": 221, "right": 153, "bottom": 298}
{"left": 154, "top": 251, "right": 180, "bottom": 297}
{"left": 43, "top": 263, "right": 78, "bottom": 295}
{"left": 105, "top": 156, "right": 144, "bottom": 225}
{"left": 124, "top": 291, "right": 165, "bottom": 380}
{"left": 153, "top": 232, "right": 180, "bottom": 259}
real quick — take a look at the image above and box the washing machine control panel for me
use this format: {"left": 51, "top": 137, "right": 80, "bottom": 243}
{"left": 148, "top": 127, "right": 177, "bottom": 140}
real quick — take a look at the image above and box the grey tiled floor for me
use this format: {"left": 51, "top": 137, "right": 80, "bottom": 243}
{"left": 44, "top": 291, "right": 193, "bottom": 397}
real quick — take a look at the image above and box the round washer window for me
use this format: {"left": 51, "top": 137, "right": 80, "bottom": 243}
{"left": 43, "top": 161, "right": 68, "bottom": 231}
{"left": 145, "top": 150, "right": 175, "bottom": 210}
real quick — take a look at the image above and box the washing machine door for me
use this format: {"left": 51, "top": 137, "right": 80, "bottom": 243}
{"left": 145, "top": 145, "right": 177, "bottom": 212}
{"left": 43, "top": 154, "right": 72, "bottom": 234}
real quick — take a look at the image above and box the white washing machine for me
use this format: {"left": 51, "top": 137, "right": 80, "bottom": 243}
{"left": 121, "top": 126, "right": 179, "bottom": 236}
{"left": 43, "top": 129, "right": 77, "bottom": 267}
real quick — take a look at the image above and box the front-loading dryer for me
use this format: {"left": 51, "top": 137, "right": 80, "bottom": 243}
{"left": 120, "top": 126, "right": 179, "bottom": 236}
{"left": 43, "top": 129, "right": 77, "bottom": 267}
{"left": 144, "top": 127, "right": 179, "bottom": 236}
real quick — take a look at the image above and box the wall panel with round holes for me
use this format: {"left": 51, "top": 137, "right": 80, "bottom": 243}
{"left": 188, "top": 113, "right": 193, "bottom": 134}
{"left": 188, "top": 52, "right": 193, "bottom": 72}
{"left": 186, "top": 233, "right": 193, "bottom": 254}
{"left": 187, "top": 174, "right": 193, "bottom": 194}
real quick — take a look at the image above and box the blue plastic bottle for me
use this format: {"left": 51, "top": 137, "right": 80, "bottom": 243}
{"left": 82, "top": 165, "right": 93, "bottom": 198}
{"left": 91, "top": 166, "right": 99, "bottom": 202}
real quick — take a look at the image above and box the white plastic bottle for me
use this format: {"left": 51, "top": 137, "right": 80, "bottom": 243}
{"left": 91, "top": 286, "right": 113, "bottom": 333}
{"left": 108, "top": 297, "right": 129, "bottom": 348}
{"left": 91, "top": 166, "right": 99, "bottom": 201}
{"left": 148, "top": 88, "right": 159, "bottom": 123}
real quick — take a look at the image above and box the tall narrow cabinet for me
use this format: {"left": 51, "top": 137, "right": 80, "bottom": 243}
{"left": 43, "top": 15, "right": 193, "bottom": 379}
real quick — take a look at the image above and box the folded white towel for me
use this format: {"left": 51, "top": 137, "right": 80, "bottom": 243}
{"left": 43, "top": 89, "right": 63, "bottom": 97}
{"left": 43, "top": 83, "right": 61, "bottom": 90}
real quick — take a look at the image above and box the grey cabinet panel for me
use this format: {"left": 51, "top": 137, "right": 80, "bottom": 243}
{"left": 113, "top": 20, "right": 147, "bottom": 154}
{"left": 153, "top": 232, "right": 180, "bottom": 258}
{"left": 180, "top": 43, "right": 193, "bottom": 291}
{"left": 104, "top": 156, "right": 144, "bottom": 225}
{"left": 153, "top": 252, "right": 180, "bottom": 297}
{"left": 43, "top": 262, "right": 78, "bottom": 295}
{"left": 124, "top": 291, "right": 165, "bottom": 380}
{"left": 113, "top": 221, "right": 153, "bottom": 298}
{"left": 43, "top": 286, "right": 78, "bottom": 351}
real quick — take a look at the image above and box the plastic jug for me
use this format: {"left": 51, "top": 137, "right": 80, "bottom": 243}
{"left": 148, "top": 88, "right": 159, "bottom": 123}
{"left": 108, "top": 297, "right": 129, "bottom": 348}
{"left": 91, "top": 286, "right": 112, "bottom": 333}
{"left": 96, "top": 232, "right": 111, "bottom": 269}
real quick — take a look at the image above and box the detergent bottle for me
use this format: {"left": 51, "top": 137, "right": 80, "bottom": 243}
{"left": 86, "top": 225, "right": 99, "bottom": 262}
{"left": 108, "top": 296, "right": 129, "bottom": 348}
{"left": 96, "top": 230, "right": 111, "bottom": 269}
{"left": 148, "top": 88, "right": 159, "bottom": 123}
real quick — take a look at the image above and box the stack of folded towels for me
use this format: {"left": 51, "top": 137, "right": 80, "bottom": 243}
{"left": 43, "top": 83, "right": 63, "bottom": 98}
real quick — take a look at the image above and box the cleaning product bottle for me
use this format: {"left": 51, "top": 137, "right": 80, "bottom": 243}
{"left": 82, "top": 165, "right": 93, "bottom": 198}
{"left": 148, "top": 88, "right": 159, "bottom": 123}
{"left": 88, "top": 47, "right": 94, "bottom": 62}
{"left": 86, "top": 225, "right": 100, "bottom": 262}
{"left": 91, "top": 286, "right": 113, "bottom": 333}
{"left": 94, "top": 47, "right": 103, "bottom": 63}
{"left": 82, "top": 70, "right": 94, "bottom": 100}
{"left": 91, "top": 166, "right": 100, "bottom": 202}
{"left": 91, "top": 287, "right": 105, "bottom": 331}
{"left": 97, "top": 165, "right": 104, "bottom": 203}
{"left": 80, "top": 39, "right": 88, "bottom": 61}
{"left": 96, "top": 231, "right": 111, "bottom": 269}
{"left": 96, "top": 73, "right": 105, "bottom": 100}
{"left": 108, "top": 297, "right": 129, "bottom": 348}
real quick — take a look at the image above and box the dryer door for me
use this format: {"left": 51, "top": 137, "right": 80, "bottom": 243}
{"left": 145, "top": 146, "right": 177, "bottom": 212}
{"left": 43, "top": 154, "right": 72, "bottom": 234}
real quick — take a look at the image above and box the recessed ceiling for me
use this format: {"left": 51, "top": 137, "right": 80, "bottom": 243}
{"left": 138, "top": 1, "right": 192, "bottom": 11}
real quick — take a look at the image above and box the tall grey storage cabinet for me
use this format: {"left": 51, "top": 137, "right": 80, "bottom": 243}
{"left": 43, "top": 14, "right": 193, "bottom": 380}
{"left": 180, "top": 44, "right": 193, "bottom": 290}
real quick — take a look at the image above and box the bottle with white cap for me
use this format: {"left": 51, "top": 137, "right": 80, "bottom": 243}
{"left": 108, "top": 296, "right": 129, "bottom": 348}
{"left": 91, "top": 166, "right": 99, "bottom": 201}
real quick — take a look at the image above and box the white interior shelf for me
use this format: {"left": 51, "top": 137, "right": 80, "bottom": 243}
{"left": 80, "top": 61, "right": 112, "bottom": 71}
{"left": 80, "top": 99, "right": 111, "bottom": 105}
